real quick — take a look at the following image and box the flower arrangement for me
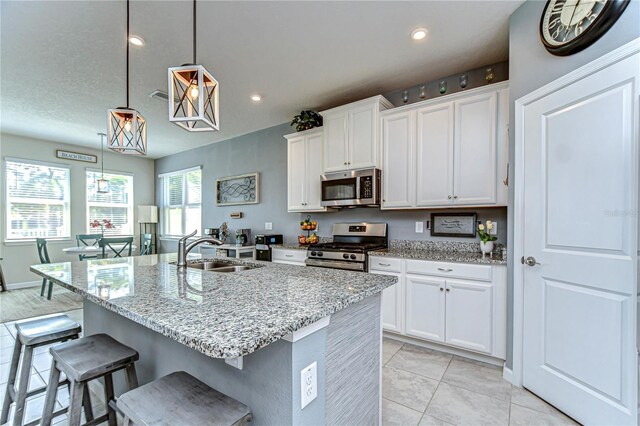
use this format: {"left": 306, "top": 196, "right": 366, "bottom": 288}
{"left": 90, "top": 219, "right": 115, "bottom": 233}
{"left": 477, "top": 220, "right": 497, "bottom": 243}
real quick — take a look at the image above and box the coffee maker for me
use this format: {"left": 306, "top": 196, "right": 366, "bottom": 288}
{"left": 204, "top": 228, "right": 220, "bottom": 239}
{"left": 234, "top": 229, "right": 251, "bottom": 246}
{"left": 255, "top": 234, "right": 283, "bottom": 261}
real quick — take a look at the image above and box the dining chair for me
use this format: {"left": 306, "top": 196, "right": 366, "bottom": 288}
{"left": 75, "top": 233, "right": 103, "bottom": 261}
{"left": 36, "top": 238, "right": 54, "bottom": 300}
{"left": 140, "top": 234, "right": 153, "bottom": 256}
{"left": 99, "top": 237, "right": 134, "bottom": 258}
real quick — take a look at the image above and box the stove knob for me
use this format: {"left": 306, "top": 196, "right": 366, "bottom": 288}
{"left": 350, "top": 254, "right": 356, "bottom": 260}
{"left": 310, "top": 251, "right": 317, "bottom": 256}
{"left": 343, "top": 253, "right": 349, "bottom": 259}
{"left": 317, "top": 252, "right": 323, "bottom": 257}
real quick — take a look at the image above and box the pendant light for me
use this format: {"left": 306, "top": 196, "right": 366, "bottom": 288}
{"left": 168, "top": 0, "right": 219, "bottom": 132}
{"left": 107, "top": 0, "right": 147, "bottom": 155}
{"left": 97, "top": 133, "right": 110, "bottom": 194}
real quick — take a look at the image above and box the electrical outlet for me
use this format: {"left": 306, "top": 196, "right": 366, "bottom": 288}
{"left": 300, "top": 362, "right": 317, "bottom": 409}
{"left": 415, "top": 221, "right": 424, "bottom": 233}
{"left": 490, "top": 221, "right": 498, "bottom": 235}
{"left": 265, "top": 222, "right": 273, "bottom": 231}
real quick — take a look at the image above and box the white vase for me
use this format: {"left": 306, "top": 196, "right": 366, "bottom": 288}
{"left": 480, "top": 241, "right": 494, "bottom": 258}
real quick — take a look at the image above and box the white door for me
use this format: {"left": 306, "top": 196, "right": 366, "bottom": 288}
{"left": 304, "top": 133, "right": 325, "bottom": 211}
{"left": 453, "top": 92, "right": 497, "bottom": 205}
{"left": 521, "top": 51, "right": 638, "bottom": 425}
{"left": 323, "top": 112, "right": 349, "bottom": 172}
{"left": 287, "top": 137, "right": 306, "bottom": 211}
{"left": 405, "top": 275, "right": 445, "bottom": 342}
{"left": 374, "top": 270, "right": 403, "bottom": 333}
{"left": 416, "top": 102, "right": 454, "bottom": 207}
{"left": 381, "top": 111, "right": 415, "bottom": 209}
{"left": 348, "top": 104, "right": 377, "bottom": 170}
{"left": 444, "top": 279, "right": 492, "bottom": 354}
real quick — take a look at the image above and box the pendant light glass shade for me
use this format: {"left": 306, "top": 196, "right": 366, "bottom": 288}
{"left": 107, "top": 108, "right": 147, "bottom": 155}
{"left": 97, "top": 132, "right": 109, "bottom": 193}
{"left": 168, "top": 65, "right": 219, "bottom": 131}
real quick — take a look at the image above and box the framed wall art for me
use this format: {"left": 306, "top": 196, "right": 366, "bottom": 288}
{"left": 430, "top": 213, "right": 477, "bottom": 238}
{"left": 216, "top": 173, "right": 259, "bottom": 206}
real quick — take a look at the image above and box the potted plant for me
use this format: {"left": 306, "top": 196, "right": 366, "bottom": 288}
{"left": 290, "top": 110, "right": 323, "bottom": 132}
{"left": 478, "top": 220, "right": 497, "bottom": 258}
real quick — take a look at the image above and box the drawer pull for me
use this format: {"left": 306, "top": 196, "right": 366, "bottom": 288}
{"left": 285, "top": 254, "right": 294, "bottom": 258}
{"left": 437, "top": 268, "right": 453, "bottom": 272}
{"left": 378, "top": 263, "right": 391, "bottom": 267}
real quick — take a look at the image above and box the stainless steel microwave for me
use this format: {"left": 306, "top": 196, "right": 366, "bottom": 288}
{"left": 321, "top": 168, "right": 381, "bottom": 207}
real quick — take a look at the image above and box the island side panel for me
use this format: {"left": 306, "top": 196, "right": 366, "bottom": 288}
{"left": 325, "top": 293, "right": 382, "bottom": 425}
{"left": 82, "top": 301, "right": 294, "bottom": 425}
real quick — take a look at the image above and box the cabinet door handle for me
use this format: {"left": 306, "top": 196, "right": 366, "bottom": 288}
{"left": 503, "top": 162, "right": 509, "bottom": 186}
{"left": 344, "top": 162, "right": 347, "bottom": 165}
{"left": 453, "top": 195, "right": 458, "bottom": 199}
{"left": 446, "top": 288, "right": 450, "bottom": 292}
{"left": 440, "top": 287, "right": 444, "bottom": 292}
{"left": 448, "top": 195, "right": 452, "bottom": 200}
{"left": 285, "top": 254, "right": 294, "bottom": 258}
{"left": 378, "top": 263, "right": 391, "bottom": 267}
{"left": 437, "top": 268, "right": 453, "bottom": 272}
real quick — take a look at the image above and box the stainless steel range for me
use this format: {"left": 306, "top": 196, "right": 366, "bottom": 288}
{"left": 305, "top": 223, "right": 388, "bottom": 272}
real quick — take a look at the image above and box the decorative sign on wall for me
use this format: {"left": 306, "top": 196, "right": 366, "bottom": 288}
{"left": 56, "top": 150, "right": 97, "bottom": 163}
{"left": 430, "top": 213, "right": 477, "bottom": 238}
{"left": 216, "top": 173, "right": 259, "bottom": 206}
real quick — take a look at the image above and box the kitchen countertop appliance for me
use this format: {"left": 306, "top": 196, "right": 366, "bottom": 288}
{"left": 306, "top": 223, "right": 387, "bottom": 272}
{"left": 234, "top": 229, "right": 251, "bottom": 246}
{"left": 255, "top": 234, "right": 284, "bottom": 261}
{"left": 321, "top": 168, "right": 381, "bottom": 208}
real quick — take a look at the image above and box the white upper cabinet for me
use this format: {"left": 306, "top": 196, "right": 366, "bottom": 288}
{"left": 453, "top": 92, "right": 497, "bottom": 205}
{"left": 381, "top": 82, "right": 509, "bottom": 210}
{"left": 322, "top": 96, "right": 393, "bottom": 173}
{"left": 416, "top": 102, "right": 455, "bottom": 207}
{"left": 285, "top": 129, "right": 326, "bottom": 213}
{"left": 382, "top": 110, "right": 415, "bottom": 208}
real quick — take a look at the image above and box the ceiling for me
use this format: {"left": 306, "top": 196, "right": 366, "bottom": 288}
{"left": 0, "top": 1, "right": 524, "bottom": 159}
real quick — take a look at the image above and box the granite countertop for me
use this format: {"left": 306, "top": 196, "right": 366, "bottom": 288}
{"left": 30, "top": 254, "right": 395, "bottom": 359}
{"left": 271, "top": 244, "right": 309, "bottom": 251}
{"left": 370, "top": 248, "right": 506, "bottom": 265}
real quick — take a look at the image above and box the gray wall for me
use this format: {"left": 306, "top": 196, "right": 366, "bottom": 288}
{"left": 506, "top": 0, "right": 640, "bottom": 368}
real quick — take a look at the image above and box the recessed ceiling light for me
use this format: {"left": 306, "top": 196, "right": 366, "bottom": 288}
{"left": 411, "top": 28, "right": 428, "bottom": 41}
{"left": 250, "top": 94, "right": 262, "bottom": 102}
{"left": 129, "top": 35, "right": 145, "bottom": 46}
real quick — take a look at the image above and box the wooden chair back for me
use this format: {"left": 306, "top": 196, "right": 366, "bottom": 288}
{"left": 36, "top": 238, "right": 51, "bottom": 264}
{"left": 99, "top": 237, "right": 134, "bottom": 258}
{"left": 76, "top": 233, "right": 102, "bottom": 261}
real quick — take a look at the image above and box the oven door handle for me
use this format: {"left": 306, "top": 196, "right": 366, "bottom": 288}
{"left": 305, "top": 258, "right": 365, "bottom": 272}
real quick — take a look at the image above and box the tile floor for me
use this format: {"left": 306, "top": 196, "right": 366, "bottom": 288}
{"left": 0, "top": 309, "right": 108, "bottom": 425}
{"left": 382, "top": 338, "right": 580, "bottom": 426}
{"left": 1, "top": 309, "right": 579, "bottom": 426}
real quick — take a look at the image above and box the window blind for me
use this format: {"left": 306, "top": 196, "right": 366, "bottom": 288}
{"left": 160, "top": 168, "right": 201, "bottom": 237}
{"left": 86, "top": 171, "right": 134, "bottom": 236}
{"left": 5, "top": 160, "right": 71, "bottom": 240}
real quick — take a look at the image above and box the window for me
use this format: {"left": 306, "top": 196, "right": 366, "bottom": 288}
{"left": 86, "top": 171, "right": 134, "bottom": 236}
{"left": 159, "top": 167, "right": 201, "bottom": 237}
{"left": 5, "top": 159, "right": 71, "bottom": 241}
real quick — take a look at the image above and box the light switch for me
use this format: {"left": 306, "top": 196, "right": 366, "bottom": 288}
{"left": 265, "top": 222, "right": 273, "bottom": 230}
{"left": 415, "top": 221, "right": 424, "bottom": 233}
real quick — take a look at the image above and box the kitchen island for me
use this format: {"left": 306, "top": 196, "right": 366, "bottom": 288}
{"left": 30, "top": 254, "right": 396, "bottom": 425}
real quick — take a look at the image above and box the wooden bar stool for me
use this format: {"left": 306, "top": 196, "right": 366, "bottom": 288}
{"left": 1, "top": 314, "right": 82, "bottom": 426}
{"left": 41, "top": 334, "right": 139, "bottom": 426}
{"left": 117, "top": 371, "right": 253, "bottom": 426}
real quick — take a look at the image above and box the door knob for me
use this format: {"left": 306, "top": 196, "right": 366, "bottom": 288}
{"left": 522, "top": 256, "right": 539, "bottom": 266}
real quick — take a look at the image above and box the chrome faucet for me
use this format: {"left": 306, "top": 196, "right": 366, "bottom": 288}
{"left": 176, "top": 230, "right": 224, "bottom": 268}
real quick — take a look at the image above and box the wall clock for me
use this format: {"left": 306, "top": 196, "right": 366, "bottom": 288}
{"left": 540, "top": 0, "right": 630, "bottom": 56}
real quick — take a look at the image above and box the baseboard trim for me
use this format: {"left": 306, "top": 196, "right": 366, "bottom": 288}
{"left": 6, "top": 280, "right": 40, "bottom": 290}
{"left": 503, "top": 366, "right": 515, "bottom": 384}
{"left": 383, "top": 332, "right": 504, "bottom": 367}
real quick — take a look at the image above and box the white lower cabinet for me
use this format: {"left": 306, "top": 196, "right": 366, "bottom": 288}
{"left": 405, "top": 275, "right": 446, "bottom": 342}
{"left": 370, "top": 256, "right": 506, "bottom": 359}
{"left": 272, "top": 248, "right": 307, "bottom": 266}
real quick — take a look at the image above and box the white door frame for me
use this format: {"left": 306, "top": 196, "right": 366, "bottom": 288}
{"left": 511, "top": 37, "right": 640, "bottom": 388}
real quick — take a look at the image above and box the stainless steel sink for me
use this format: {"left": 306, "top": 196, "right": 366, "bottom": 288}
{"left": 181, "top": 261, "right": 261, "bottom": 273}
